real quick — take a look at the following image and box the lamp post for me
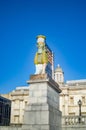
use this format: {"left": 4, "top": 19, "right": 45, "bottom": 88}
{"left": 78, "top": 99, "right": 82, "bottom": 123}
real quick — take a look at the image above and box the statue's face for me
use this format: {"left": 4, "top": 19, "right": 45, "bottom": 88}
{"left": 37, "top": 42, "right": 44, "bottom": 48}
{"left": 37, "top": 37, "right": 45, "bottom": 43}
{"left": 37, "top": 37, "right": 45, "bottom": 48}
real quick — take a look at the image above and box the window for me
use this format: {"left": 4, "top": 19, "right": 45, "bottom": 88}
{"left": 60, "top": 74, "right": 62, "bottom": 82}
{"left": 14, "top": 115, "right": 19, "bottom": 123}
{"left": 69, "top": 113, "right": 75, "bottom": 116}
{"left": 0, "top": 102, "right": 3, "bottom": 114}
{"left": 25, "top": 101, "right": 27, "bottom": 106}
{"left": 70, "top": 97, "right": 74, "bottom": 105}
{"left": 0, "top": 115, "right": 2, "bottom": 123}
{"left": 82, "top": 96, "right": 85, "bottom": 104}
{"left": 81, "top": 112, "right": 86, "bottom": 115}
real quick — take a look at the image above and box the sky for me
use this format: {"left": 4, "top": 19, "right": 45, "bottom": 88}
{"left": 0, "top": 0, "right": 86, "bottom": 94}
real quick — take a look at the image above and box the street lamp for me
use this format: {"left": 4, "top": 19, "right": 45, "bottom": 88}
{"left": 78, "top": 99, "right": 82, "bottom": 123}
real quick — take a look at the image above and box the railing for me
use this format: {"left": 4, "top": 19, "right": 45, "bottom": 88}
{"left": 62, "top": 116, "right": 86, "bottom": 125}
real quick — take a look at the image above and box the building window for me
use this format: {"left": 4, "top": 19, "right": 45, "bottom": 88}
{"left": 57, "top": 74, "right": 59, "bottom": 81}
{"left": 69, "top": 113, "right": 75, "bottom": 116}
{"left": 0, "top": 115, "right": 2, "bottom": 124}
{"left": 14, "top": 115, "right": 19, "bottom": 123}
{"left": 81, "top": 112, "right": 86, "bottom": 115}
{"left": 60, "top": 74, "right": 62, "bottom": 82}
{"left": 70, "top": 97, "right": 74, "bottom": 105}
{"left": 82, "top": 96, "right": 85, "bottom": 104}
{"left": 25, "top": 101, "right": 27, "bottom": 106}
{"left": 0, "top": 103, "right": 3, "bottom": 113}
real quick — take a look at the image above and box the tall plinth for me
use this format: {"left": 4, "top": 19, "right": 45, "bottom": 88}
{"left": 22, "top": 74, "right": 62, "bottom": 130}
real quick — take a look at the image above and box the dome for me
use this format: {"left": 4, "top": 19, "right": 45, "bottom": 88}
{"left": 55, "top": 64, "right": 63, "bottom": 72}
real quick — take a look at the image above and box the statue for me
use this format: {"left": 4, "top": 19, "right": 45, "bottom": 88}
{"left": 34, "top": 35, "right": 48, "bottom": 74}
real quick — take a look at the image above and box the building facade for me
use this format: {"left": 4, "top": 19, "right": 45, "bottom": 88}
{"left": 55, "top": 65, "right": 86, "bottom": 116}
{"left": 60, "top": 80, "right": 86, "bottom": 116}
{"left": 2, "top": 65, "right": 86, "bottom": 124}
{"left": 0, "top": 96, "right": 11, "bottom": 126}
{"left": 2, "top": 87, "right": 29, "bottom": 125}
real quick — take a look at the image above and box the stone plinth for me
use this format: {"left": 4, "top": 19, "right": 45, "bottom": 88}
{"left": 22, "top": 74, "right": 62, "bottom": 130}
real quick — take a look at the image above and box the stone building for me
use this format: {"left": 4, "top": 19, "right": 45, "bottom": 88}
{"left": 55, "top": 65, "right": 86, "bottom": 116}
{"left": 60, "top": 80, "right": 86, "bottom": 116}
{"left": 54, "top": 64, "right": 64, "bottom": 85}
{"left": 2, "top": 65, "right": 86, "bottom": 124}
{"left": 2, "top": 87, "right": 29, "bottom": 125}
{"left": 0, "top": 96, "right": 11, "bottom": 126}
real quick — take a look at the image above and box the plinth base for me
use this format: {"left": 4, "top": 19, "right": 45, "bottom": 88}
{"left": 22, "top": 74, "right": 62, "bottom": 130}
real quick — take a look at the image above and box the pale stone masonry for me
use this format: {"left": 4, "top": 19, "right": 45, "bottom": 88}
{"left": 54, "top": 65, "right": 86, "bottom": 116}
{"left": 2, "top": 66, "right": 86, "bottom": 124}
{"left": 54, "top": 64, "right": 64, "bottom": 85}
{"left": 22, "top": 74, "right": 62, "bottom": 130}
{"left": 60, "top": 80, "right": 86, "bottom": 116}
{"left": 2, "top": 87, "right": 29, "bottom": 124}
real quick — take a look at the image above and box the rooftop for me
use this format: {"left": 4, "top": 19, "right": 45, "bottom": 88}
{"left": 66, "top": 79, "right": 86, "bottom": 86}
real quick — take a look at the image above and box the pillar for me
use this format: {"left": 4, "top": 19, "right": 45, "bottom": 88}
{"left": 22, "top": 74, "right": 62, "bottom": 130}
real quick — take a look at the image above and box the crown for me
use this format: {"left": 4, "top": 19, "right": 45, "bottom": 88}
{"left": 36, "top": 35, "right": 46, "bottom": 39}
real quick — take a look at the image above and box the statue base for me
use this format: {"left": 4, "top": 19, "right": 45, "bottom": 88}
{"left": 30, "top": 74, "right": 47, "bottom": 80}
{"left": 22, "top": 74, "right": 62, "bottom": 130}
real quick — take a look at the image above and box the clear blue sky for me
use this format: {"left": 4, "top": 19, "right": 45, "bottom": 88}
{"left": 0, "top": 0, "right": 86, "bottom": 94}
